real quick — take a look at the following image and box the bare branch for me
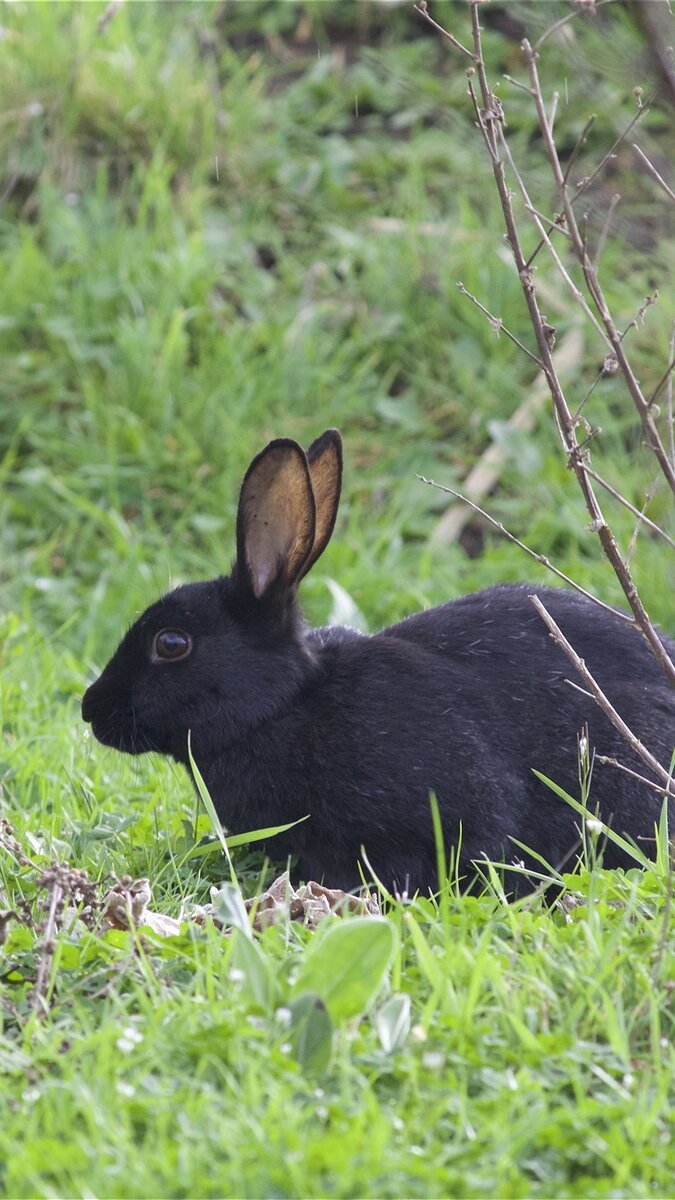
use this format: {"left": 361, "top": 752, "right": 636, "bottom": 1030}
{"left": 416, "top": 1, "right": 675, "bottom": 687}
{"left": 413, "top": 2, "right": 474, "bottom": 61}
{"left": 420, "top": 473, "right": 632, "bottom": 624}
{"left": 502, "top": 73, "right": 534, "bottom": 97}
{"left": 595, "top": 755, "right": 675, "bottom": 798}
{"left": 580, "top": 465, "right": 675, "bottom": 550}
{"left": 662, "top": 324, "right": 667, "bottom": 468}
{"left": 533, "top": 0, "right": 617, "bottom": 51}
{"left": 572, "top": 90, "right": 657, "bottom": 203}
{"left": 456, "top": 281, "right": 542, "bottom": 365}
{"left": 626, "top": 476, "right": 660, "bottom": 565}
{"left": 499, "top": 151, "right": 610, "bottom": 342}
{"left": 524, "top": 113, "right": 596, "bottom": 270}
{"left": 522, "top": 40, "right": 675, "bottom": 496}
{"left": 529, "top": 595, "right": 675, "bottom": 797}
{"left": 593, "top": 193, "right": 620, "bottom": 270}
{"left": 648, "top": 353, "right": 675, "bottom": 412}
{"left": 632, "top": 144, "right": 675, "bottom": 205}
{"left": 429, "top": 326, "right": 583, "bottom": 544}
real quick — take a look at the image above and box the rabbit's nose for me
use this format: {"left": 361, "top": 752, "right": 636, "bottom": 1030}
{"left": 82, "top": 682, "right": 100, "bottom": 723}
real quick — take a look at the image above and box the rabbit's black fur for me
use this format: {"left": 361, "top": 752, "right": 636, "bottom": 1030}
{"left": 82, "top": 430, "right": 674, "bottom": 893}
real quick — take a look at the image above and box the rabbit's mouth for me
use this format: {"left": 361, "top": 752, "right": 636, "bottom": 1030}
{"left": 87, "top": 716, "right": 155, "bottom": 756}
{"left": 82, "top": 686, "right": 155, "bottom": 755}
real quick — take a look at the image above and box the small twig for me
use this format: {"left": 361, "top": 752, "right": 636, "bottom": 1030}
{"left": 502, "top": 74, "right": 534, "bottom": 97}
{"left": 524, "top": 113, "right": 596, "bottom": 270}
{"left": 413, "top": 2, "right": 474, "bottom": 60}
{"left": 595, "top": 755, "right": 674, "bottom": 798}
{"left": 529, "top": 595, "right": 675, "bottom": 797}
{"left": 421, "top": 474, "right": 632, "bottom": 624}
{"left": 456, "top": 282, "right": 542, "bottom": 365}
{"left": 620, "top": 291, "right": 659, "bottom": 344}
{"left": 533, "top": 0, "right": 617, "bottom": 51}
{"left": 548, "top": 91, "right": 559, "bottom": 135}
{"left": 524, "top": 89, "right": 656, "bottom": 275}
{"left": 500, "top": 161, "right": 609, "bottom": 343}
{"left": 32, "top": 879, "right": 63, "bottom": 1016}
{"left": 593, "top": 193, "right": 620, "bottom": 270}
{"left": 580, "top": 465, "right": 675, "bottom": 550}
{"left": 96, "top": 0, "right": 124, "bottom": 36}
{"left": 574, "top": 293, "right": 661, "bottom": 419}
{"left": 626, "top": 476, "right": 660, "bottom": 565}
{"left": 522, "top": 41, "right": 675, "bottom": 496}
{"left": 573, "top": 91, "right": 658, "bottom": 201}
{"left": 521, "top": 202, "right": 572, "bottom": 242}
{"left": 648, "top": 354, "right": 675, "bottom": 412}
{"left": 632, "top": 144, "right": 675, "bottom": 206}
{"left": 572, "top": 297, "right": 663, "bottom": 422}
{"left": 563, "top": 114, "right": 597, "bottom": 188}
{"left": 662, "top": 326, "right": 667, "bottom": 465}
{"left": 429, "top": 326, "right": 583, "bottom": 544}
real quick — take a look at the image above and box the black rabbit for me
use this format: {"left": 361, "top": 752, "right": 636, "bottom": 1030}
{"left": 82, "top": 430, "right": 674, "bottom": 893}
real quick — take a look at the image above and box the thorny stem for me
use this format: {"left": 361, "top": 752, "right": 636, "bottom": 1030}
{"left": 461, "top": 0, "right": 675, "bottom": 687}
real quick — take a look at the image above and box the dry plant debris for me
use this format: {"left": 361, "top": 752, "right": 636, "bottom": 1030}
{"left": 1, "top": 816, "right": 380, "bottom": 945}
{"left": 242, "top": 871, "right": 381, "bottom": 931}
{"left": 102, "top": 870, "right": 379, "bottom": 937}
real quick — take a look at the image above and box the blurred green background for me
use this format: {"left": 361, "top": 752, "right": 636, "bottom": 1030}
{"left": 2, "top": 0, "right": 673, "bottom": 660}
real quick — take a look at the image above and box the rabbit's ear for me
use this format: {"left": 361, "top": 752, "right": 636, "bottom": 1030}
{"left": 237, "top": 439, "right": 316, "bottom": 599}
{"left": 300, "top": 429, "right": 342, "bottom": 580}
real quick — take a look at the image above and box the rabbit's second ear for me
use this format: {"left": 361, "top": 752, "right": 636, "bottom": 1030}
{"left": 299, "top": 429, "right": 342, "bottom": 581}
{"left": 237, "top": 439, "right": 316, "bottom": 599}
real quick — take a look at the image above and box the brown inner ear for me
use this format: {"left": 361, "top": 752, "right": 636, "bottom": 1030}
{"left": 237, "top": 441, "right": 316, "bottom": 599}
{"left": 301, "top": 429, "right": 342, "bottom": 580}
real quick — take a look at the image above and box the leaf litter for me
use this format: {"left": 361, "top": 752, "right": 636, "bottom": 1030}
{"left": 0, "top": 817, "right": 381, "bottom": 1012}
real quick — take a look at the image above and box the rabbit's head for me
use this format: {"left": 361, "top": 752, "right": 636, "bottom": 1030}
{"left": 82, "top": 430, "right": 342, "bottom": 764}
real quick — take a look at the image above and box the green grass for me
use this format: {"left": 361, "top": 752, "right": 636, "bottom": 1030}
{"left": 1, "top": 2, "right": 674, "bottom": 1197}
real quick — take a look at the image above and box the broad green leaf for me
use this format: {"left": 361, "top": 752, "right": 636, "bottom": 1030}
{"left": 374, "top": 993, "right": 411, "bottom": 1054}
{"left": 230, "top": 930, "right": 276, "bottom": 1013}
{"left": 291, "top": 917, "right": 397, "bottom": 1024}
{"left": 288, "top": 993, "right": 333, "bottom": 1074}
{"left": 209, "top": 882, "right": 251, "bottom": 939}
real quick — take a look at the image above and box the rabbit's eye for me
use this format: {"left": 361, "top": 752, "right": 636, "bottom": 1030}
{"left": 153, "top": 629, "right": 193, "bottom": 662}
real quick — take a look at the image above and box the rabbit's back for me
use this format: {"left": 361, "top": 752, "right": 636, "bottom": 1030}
{"left": 383, "top": 581, "right": 674, "bottom": 786}
{"left": 211, "top": 589, "right": 673, "bottom": 891}
{"left": 388, "top": 583, "right": 671, "bottom": 684}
